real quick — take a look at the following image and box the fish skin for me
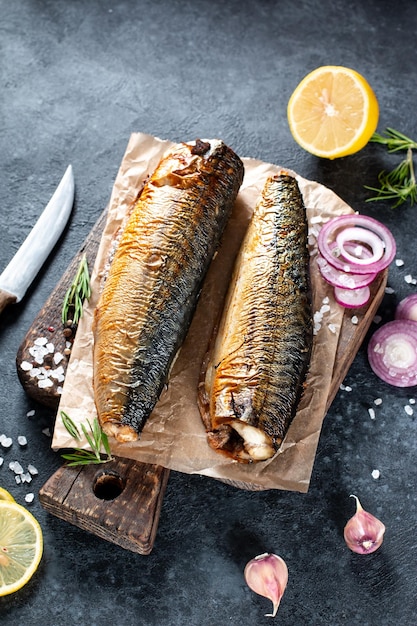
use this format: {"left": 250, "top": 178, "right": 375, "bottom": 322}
{"left": 93, "top": 139, "right": 244, "bottom": 442}
{"left": 198, "top": 172, "right": 313, "bottom": 462}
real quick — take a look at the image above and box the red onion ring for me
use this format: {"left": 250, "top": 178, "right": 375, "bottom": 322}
{"left": 395, "top": 294, "right": 417, "bottom": 323}
{"left": 335, "top": 226, "right": 384, "bottom": 266}
{"left": 317, "top": 215, "right": 396, "bottom": 276}
{"left": 334, "top": 285, "right": 371, "bottom": 308}
{"left": 316, "top": 242, "right": 377, "bottom": 290}
{"left": 368, "top": 320, "right": 417, "bottom": 387}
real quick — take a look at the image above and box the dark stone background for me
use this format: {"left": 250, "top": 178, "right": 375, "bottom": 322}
{"left": 1, "top": 1, "right": 416, "bottom": 624}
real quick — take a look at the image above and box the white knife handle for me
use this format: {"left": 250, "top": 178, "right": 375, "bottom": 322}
{"left": 0, "top": 289, "right": 17, "bottom": 314}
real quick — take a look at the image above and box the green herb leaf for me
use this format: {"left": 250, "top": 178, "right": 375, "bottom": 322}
{"left": 370, "top": 127, "right": 417, "bottom": 153}
{"left": 366, "top": 129, "right": 417, "bottom": 207}
{"left": 62, "top": 253, "right": 91, "bottom": 326}
{"left": 60, "top": 412, "right": 114, "bottom": 467}
{"left": 60, "top": 410, "right": 81, "bottom": 440}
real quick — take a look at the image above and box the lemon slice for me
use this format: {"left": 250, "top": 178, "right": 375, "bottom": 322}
{"left": 0, "top": 501, "right": 43, "bottom": 596}
{"left": 0, "top": 488, "right": 15, "bottom": 503}
{"left": 287, "top": 65, "right": 379, "bottom": 159}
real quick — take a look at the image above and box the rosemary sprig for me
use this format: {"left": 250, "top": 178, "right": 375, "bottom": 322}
{"left": 365, "top": 128, "right": 417, "bottom": 208}
{"left": 60, "top": 410, "right": 113, "bottom": 467}
{"left": 369, "top": 127, "right": 417, "bottom": 153}
{"left": 61, "top": 253, "right": 91, "bottom": 326}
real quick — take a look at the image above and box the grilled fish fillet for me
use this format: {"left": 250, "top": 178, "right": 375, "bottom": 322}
{"left": 198, "top": 172, "right": 313, "bottom": 462}
{"left": 93, "top": 139, "right": 244, "bottom": 442}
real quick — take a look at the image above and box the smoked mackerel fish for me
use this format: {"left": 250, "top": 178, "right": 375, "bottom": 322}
{"left": 93, "top": 139, "right": 244, "bottom": 442}
{"left": 198, "top": 172, "right": 313, "bottom": 462}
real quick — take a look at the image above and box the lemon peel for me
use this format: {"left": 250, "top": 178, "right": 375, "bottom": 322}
{"left": 0, "top": 487, "right": 15, "bottom": 503}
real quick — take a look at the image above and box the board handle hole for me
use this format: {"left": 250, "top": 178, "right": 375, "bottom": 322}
{"left": 93, "top": 471, "right": 125, "bottom": 501}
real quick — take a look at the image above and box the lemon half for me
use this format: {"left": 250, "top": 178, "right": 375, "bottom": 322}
{"left": 0, "top": 501, "right": 43, "bottom": 596}
{"left": 287, "top": 65, "right": 379, "bottom": 159}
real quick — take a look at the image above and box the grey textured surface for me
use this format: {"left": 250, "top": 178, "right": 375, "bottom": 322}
{"left": 1, "top": 1, "right": 416, "bottom": 624}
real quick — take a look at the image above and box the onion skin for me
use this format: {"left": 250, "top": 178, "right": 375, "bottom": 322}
{"left": 344, "top": 495, "right": 385, "bottom": 555}
{"left": 244, "top": 553, "right": 288, "bottom": 617}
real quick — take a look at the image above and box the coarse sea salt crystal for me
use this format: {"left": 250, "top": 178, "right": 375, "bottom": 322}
{"left": 0, "top": 457, "right": 3, "bottom": 467}
{"left": 351, "top": 316, "right": 359, "bottom": 325}
{"left": 50, "top": 366, "right": 65, "bottom": 381}
{"left": 28, "top": 464, "right": 38, "bottom": 475}
{"left": 368, "top": 408, "right": 376, "bottom": 420}
{"left": 1, "top": 436, "right": 13, "bottom": 448}
{"left": 328, "top": 323, "right": 337, "bottom": 334}
{"left": 385, "top": 287, "right": 395, "bottom": 294}
{"left": 53, "top": 352, "right": 64, "bottom": 365}
{"left": 10, "top": 461, "right": 24, "bottom": 474}
{"left": 340, "top": 383, "right": 353, "bottom": 392}
{"left": 38, "top": 378, "right": 54, "bottom": 389}
{"left": 404, "top": 405, "right": 414, "bottom": 416}
{"left": 25, "top": 493, "right": 35, "bottom": 503}
{"left": 20, "top": 361, "right": 33, "bottom": 371}
{"left": 374, "top": 398, "right": 383, "bottom": 406}
{"left": 18, "top": 435, "right": 27, "bottom": 446}
{"left": 310, "top": 215, "right": 323, "bottom": 224}
{"left": 371, "top": 469, "right": 380, "bottom": 479}
{"left": 409, "top": 398, "right": 416, "bottom": 405}
{"left": 405, "top": 274, "right": 416, "bottom": 284}
{"left": 314, "top": 311, "right": 323, "bottom": 323}
{"left": 395, "top": 259, "right": 404, "bottom": 267}
{"left": 27, "top": 409, "right": 35, "bottom": 417}
{"left": 34, "top": 337, "right": 48, "bottom": 346}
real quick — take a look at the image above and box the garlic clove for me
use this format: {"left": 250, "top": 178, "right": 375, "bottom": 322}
{"left": 344, "top": 494, "right": 386, "bottom": 555}
{"left": 244, "top": 552, "right": 288, "bottom": 618}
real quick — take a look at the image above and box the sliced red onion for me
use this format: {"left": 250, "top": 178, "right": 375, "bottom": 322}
{"left": 335, "top": 226, "right": 385, "bottom": 266}
{"left": 316, "top": 253, "right": 377, "bottom": 289}
{"left": 395, "top": 294, "right": 417, "bottom": 323}
{"left": 368, "top": 320, "right": 417, "bottom": 387}
{"left": 334, "top": 285, "right": 371, "bottom": 308}
{"left": 318, "top": 215, "right": 396, "bottom": 275}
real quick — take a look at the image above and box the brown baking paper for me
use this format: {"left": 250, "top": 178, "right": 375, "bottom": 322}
{"left": 52, "top": 132, "right": 354, "bottom": 492}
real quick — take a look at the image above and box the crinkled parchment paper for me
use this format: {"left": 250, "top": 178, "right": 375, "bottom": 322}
{"left": 52, "top": 132, "right": 354, "bottom": 492}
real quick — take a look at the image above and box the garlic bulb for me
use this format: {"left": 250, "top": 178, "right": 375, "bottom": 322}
{"left": 244, "top": 552, "right": 288, "bottom": 618}
{"left": 344, "top": 494, "right": 386, "bottom": 554}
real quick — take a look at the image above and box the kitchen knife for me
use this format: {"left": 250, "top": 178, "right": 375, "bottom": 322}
{"left": 0, "top": 165, "right": 75, "bottom": 314}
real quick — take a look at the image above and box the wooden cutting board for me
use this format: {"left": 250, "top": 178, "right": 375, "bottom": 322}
{"left": 16, "top": 207, "right": 388, "bottom": 554}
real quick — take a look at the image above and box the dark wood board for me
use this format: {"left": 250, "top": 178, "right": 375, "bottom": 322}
{"left": 16, "top": 207, "right": 387, "bottom": 554}
{"left": 38, "top": 456, "right": 170, "bottom": 555}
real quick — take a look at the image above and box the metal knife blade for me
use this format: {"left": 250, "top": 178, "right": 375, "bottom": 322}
{"left": 0, "top": 165, "right": 75, "bottom": 314}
